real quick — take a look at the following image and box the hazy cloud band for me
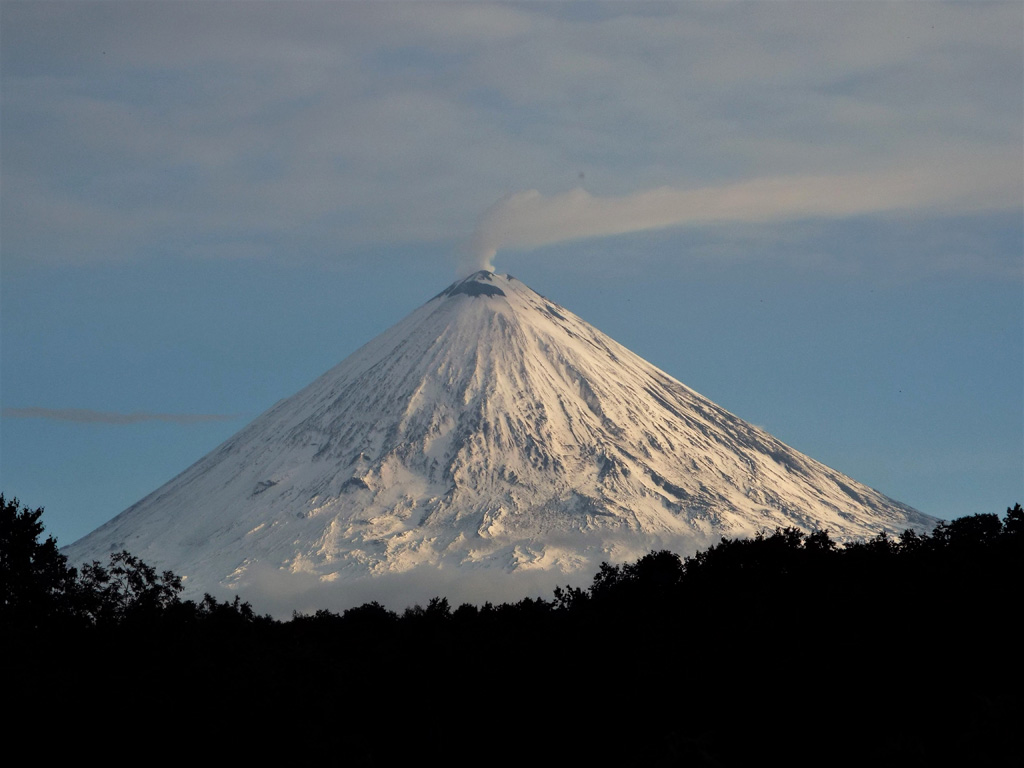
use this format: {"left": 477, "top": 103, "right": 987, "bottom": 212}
{"left": 2, "top": 408, "right": 238, "bottom": 425}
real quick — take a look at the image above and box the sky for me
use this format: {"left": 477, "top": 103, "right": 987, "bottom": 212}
{"left": 2, "top": 1, "right": 1022, "bottom": 558}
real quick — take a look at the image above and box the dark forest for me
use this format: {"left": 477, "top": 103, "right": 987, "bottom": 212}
{"left": 4, "top": 494, "right": 1020, "bottom": 765}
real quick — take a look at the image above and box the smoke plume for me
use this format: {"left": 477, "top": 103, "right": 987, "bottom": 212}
{"left": 464, "top": 158, "right": 1017, "bottom": 274}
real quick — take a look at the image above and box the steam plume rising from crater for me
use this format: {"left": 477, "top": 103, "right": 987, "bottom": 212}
{"left": 464, "top": 156, "right": 1017, "bottom": 273}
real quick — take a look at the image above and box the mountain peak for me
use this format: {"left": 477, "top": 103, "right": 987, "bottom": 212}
{"left": 442, "top": 269, "right": 508, "bottom": 298}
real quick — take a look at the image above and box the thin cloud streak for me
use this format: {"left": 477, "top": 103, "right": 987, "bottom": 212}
{"left": 2, "top": 407, "right": 239, "bottom": 425}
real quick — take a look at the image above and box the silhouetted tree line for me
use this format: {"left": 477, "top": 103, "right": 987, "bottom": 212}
{"left": 1, "top": 494, "right": 266, "bottom": 634}
{"left": 4, "top": 492, "right": 1021, "bottom": 765}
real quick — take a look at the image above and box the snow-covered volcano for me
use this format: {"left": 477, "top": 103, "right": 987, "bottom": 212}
{"left": 64, "top": 270, "right": 932, "bottom": 598}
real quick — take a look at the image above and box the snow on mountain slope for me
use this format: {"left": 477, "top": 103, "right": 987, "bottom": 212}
{"left": 63, "top": 270, "right": 934, "bottom": 599}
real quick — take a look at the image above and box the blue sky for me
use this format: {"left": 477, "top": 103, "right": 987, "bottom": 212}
{"left": 1, "top": 1, "right": 1021, "bottom": 548}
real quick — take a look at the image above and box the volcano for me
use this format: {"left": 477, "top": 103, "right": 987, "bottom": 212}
{"left": 63, "top": 270, "right": 933, "bottom": 600}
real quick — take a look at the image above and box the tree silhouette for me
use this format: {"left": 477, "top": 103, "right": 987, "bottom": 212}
{"left": 0, "top": 494, "right": 79, "bottom": 631}
{"left": 77, "top": 550, "right": 183, "bottom": 626}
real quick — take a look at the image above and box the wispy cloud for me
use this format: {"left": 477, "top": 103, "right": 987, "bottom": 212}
{"left": 2, "top": 407, "right": 238, "bottom": 425}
